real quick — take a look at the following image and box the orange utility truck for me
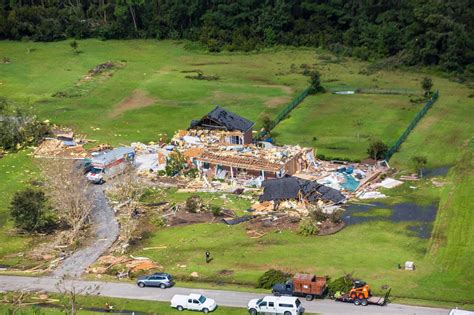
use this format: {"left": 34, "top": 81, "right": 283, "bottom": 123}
{"left": 272, "top": 273, "right": 327, "bottom": 301}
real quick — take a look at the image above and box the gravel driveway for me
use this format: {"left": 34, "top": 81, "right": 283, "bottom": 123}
{"left": 51, "top": 185, "right": 119, "bottom": 278}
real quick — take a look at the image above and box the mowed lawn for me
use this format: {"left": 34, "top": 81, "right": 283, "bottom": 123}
{"left": 0, "top": 294, "right": 248, "bottom": 315}
{"left": 0, "top": 40, "right": 315, "bottom": 143}
{"left": 274, "top": 93, "right": 419, "bottom": 160}
{"left": 0, "top": 151, "right": 38, "bottom": 267}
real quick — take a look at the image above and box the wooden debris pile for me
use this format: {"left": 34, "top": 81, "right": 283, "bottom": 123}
{"left": 87, "top": 255, "right": 162, "bottom": 277}
{"left": 34, "top": 139, "right": 89, "bottom": 159}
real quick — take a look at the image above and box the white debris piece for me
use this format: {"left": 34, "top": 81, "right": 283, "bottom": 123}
{"left": 376, "top": 177, "right": 403, "bottom": 189}
{"left": 358, "top": 191, "right": 387, "bottom": 199}
{"left": 183, "top": 135, "right": 202, "bottom": 145}
{"left": 405, "top": 261, "right": 415, "bottom": 271}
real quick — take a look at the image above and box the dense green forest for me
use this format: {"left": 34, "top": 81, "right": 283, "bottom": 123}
{"left": 1, "top": 1, "right": 473, "bottom": 73}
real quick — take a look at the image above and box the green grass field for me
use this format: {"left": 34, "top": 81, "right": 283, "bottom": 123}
{"left": 0, "top": 39, "right": 473, "bottom": 307}
{"left": 0, "top": 293, "right": 249, "bottom": 315}
{"left": 274, "top": 93, "right": 420, "bottom": 160}
{"left": 0, "top": 150, "right": 39, "bottom": 267}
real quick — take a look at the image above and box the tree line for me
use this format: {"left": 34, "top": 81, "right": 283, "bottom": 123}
{"left": 0, "top": 1, "right": 473, "bottom": 73}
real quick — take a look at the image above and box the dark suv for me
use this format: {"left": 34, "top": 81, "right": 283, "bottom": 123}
{"left": 137, "top": 273, "right": 174, "bottom": 289}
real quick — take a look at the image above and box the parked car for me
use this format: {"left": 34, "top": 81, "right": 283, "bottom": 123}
{"left": 137, "top": 272, "right": 174, "bottom": 288}
{"left": 248, "top": 296, "right": 304, "bottom": 315}
{"left": 170, "top": 294, "right": 217, "bottom": 313}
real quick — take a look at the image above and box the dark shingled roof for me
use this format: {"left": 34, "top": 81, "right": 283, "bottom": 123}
{"left": 192, "top": 106, "right": 255, "bottom": 132}
{"left": 259, "top": 176, "right": 346, "bottom": 204}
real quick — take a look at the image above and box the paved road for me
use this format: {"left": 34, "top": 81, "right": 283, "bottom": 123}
{"left": 0, "top": 275, "right": 450, "bottom": 315}
{"left": 51, "top": 186, "right": 119, "bottom": 277}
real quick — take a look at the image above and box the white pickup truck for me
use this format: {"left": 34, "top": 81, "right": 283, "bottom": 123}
{"left": 170, "top": 294, "right": 217, "bottom": 313}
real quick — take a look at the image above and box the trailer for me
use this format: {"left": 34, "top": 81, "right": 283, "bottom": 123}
{"left": 335, "top": 288, "right": 391, "bottom": 306}
{"left": 86, "top": 147, "right": 135, "bottom": 184}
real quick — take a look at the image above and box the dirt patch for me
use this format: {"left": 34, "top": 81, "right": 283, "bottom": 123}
{"left": 218, "top": 269, "right": 235, "bottom": 276}
{"left": 109, "top": 90, "right": 156, "bottom": 118}
{"left": 318, "top": 220, "right": 345, "bottom": 236}
{"left": 265, "top": 96, "right": 292, "bottom": 108}
{"left": 246, "top": 213, "right": 300, "bottom": 233}
{"left": 167, "top": 209, "right": 216, "bottom": 226}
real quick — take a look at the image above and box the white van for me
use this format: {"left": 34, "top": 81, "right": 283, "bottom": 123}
{"left": 248, "top": 296, "right": 304, "bottom": 315}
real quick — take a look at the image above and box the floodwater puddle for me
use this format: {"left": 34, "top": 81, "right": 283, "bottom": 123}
{"left": 343, "top": 201, "right": 438, "bottom": 238}
{"left": 421, "top": 165, "right": 451, "bottom": 178}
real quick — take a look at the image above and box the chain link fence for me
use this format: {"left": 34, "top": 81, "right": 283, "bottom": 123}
{"left": 256, "top": 88, "right": 310, "bottom": 139}
{"left": 385, "top": 91, "right": 439, "bottom": 160}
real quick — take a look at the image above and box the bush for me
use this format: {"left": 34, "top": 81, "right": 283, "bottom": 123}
{"left": 165, "top": 151, "right": 186, "bottom": 176}
{"left": 297, "top": 219, "right": 319, "bottom": 236}
{"left": 327, "top": 274, "right": 354, "bottom": 297}
{"left": 185, "top": 195, "right": 203, "bottom": 213}
{"left": 9, "top": 188, "right": 55, "bottom": 232}
{"left": 329, "top": 209, "right": 344, "bottom": 224}
{"left": 257, "top": 269, "right": 292, "bottom": 289}
{"left": 211, "top": 205, "right": 221, "bottom": 217}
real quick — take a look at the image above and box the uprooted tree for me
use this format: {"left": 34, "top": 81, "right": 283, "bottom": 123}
{"left": 38, "top": 159, "right": 93, "bottom": 245}
{"left": 106, "top": 165, "right": 145, "bottom": 253}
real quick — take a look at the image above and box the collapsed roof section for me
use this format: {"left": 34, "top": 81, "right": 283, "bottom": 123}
{"left": 259, "top": 176, "right": 346, "bottom": 204}
{"left": 189, "top": 106, "right": 255, "bottom": 132}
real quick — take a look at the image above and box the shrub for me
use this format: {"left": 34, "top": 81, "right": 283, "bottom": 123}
{"left": 165, "top": 151, "right": 186, "bottom": 176}
{"left": 309, "top": 208, "right": 327, "bottom": 222}
{"left": 9, "top": 188, "right": 55, "bottom": 232}
{"left": 185, "top": 195, "right": 202, "bottom": 213}
{"left": 184, "top": 168, "right": 199, "bottom": 178}
{"left": 329, "top": 209, "right": 344, "bottom": 224}
{"left": 257, "top": 269, "right": 292, "bottom": 289}
{"left": 327, "top": 274, "right": 354, "bottom": 297}
{"left": 297, "top": 219, "right": 319, "bottom": 236}
{"left": 211, "top": 205, "right": 221, "bottom": 217}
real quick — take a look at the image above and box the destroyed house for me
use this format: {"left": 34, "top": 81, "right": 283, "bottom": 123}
{"left": 259, "top": 176, "right": 346, "bottom": 204}
{"left": 193, "top": 146, "right": 315, "bottom": 180}
{"left": 189, "top": 106, "right": 255, "bottom": 145}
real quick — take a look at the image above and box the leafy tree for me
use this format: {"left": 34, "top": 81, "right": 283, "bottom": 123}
{"left": 367, "top": 141, "right": 389, "bottom": 160}
{"left": 308, "top": 71, "right": 325, "bottom": 94}
{"left": 0, "top": 1, "right": 472, "bottom": 73}
{"left": 9, "top": 188, "right": 54, "bottom": 232}
{"left": 412, "top": 156, "right": 428, "bottom": 177}
{"left": 421, "top": 77, "right": 433, "bottom": 98}
{"left": 165, "top": 151, "right": 187, "bottom": 176}
{"left": 261, "top": 115, "right": 273, "bottom": 135}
